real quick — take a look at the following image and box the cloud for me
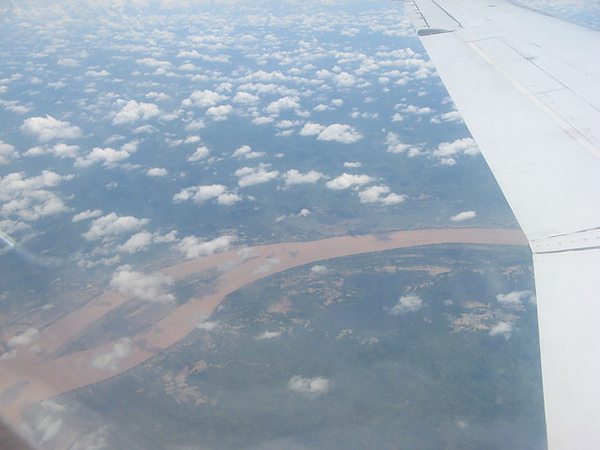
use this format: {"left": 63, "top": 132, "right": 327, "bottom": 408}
{"left": 384, "top": 132, "right": 419, "bottom": 155}
{"left": 235, "top": 164, "right": 279, "bottom": 187}
{"left": 74, "top": 146, "right": 131, "bottom": 168}
{"left": 317, "top": 124, "right": 362, "bottom": 144}
{"left": 232, "top": 91, "right": 259, "bottom": 105}
{"left": 91, "top": 338, "right": 133, "bottom": 371}
{"left": 25, "top": 143, "right": 80, "bottom": 159}
{"left": 325, "top": 173, "right": 372, "bottom": 190}
{"left": 182, "top": 89, "right": 228, "bottom": 108}
{"left": 256, "top": 331, "right": 281, "bottom": 340}
{"left": 72, "top": 209, "right": 102, "bottom": 222}
{"left": 343, "top": 161, "right": 362, "bottom": 168}
{"left": 0, "top": 171, "right": 72, "bottom": 222}
{"left": 288, "top": 376, "right": 330, "bottom": 397}
{"left": 0, "top": 141, "right": 18, "bottom": 164}
{"left": 283, "top": 169, "right": 324, "bottom": 186}
{"left": 113, "top": 100, "right": 160, "bottom": 125}
{"left": 254, "top": 257, "right": 282, "bottom": 274}
{"left": 265, "top": 96, "right": 300, "bottom": 115}
{"left": 232, "top": 145, "right": 264, "bottom": 159}
{"left": 110, "top": 269, "right": 175, "bottom": 303}
{"left": 206, "top": 104, "right": 233, "bottom": 121}
{"left": 173, "top": 184, "right": 241, "bottom": 205}
{"left": 434, "top": 137, "right": 479, "bottom": 160}
{"left": 116, "top": 231, "right": 155, "bottom": 253}
{"left": 188, "top": 146, "right": 210, "bottom": 161}
{"left": 21, "top": 115, "right": 82, "bottom": 142}
{"left": 83, "top": 213, "right": 149, "bottom": 241}
{"left": 496, "top": 290, "right": 533, "bottom": 306}
{"left": 387, "top": 295, "right": 423, "bottom": 315}
{"left": 7, "top": 328, "right": 39, "bottom": 348}
{"left": 489, "top": 322, "right": 513, "bottom": 339}
{"left": 310, "top": 265, "right": 328, "bottom": 274}
{"left": 299, "top": 123, "right": 325, "bottom": 136}
{"left": 450, "top": 211, "right": 476, "bottom": 222}
{"left": 358, "top": 185, "right": 406, "bottom": 205}
{"left": 146, "top": 167, "right": 168, "bottom": 177}
{"left": 176, "top": 235, "right": 236, "bottom": 259}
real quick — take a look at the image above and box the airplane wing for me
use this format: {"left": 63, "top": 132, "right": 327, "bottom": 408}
{"left": 403, "top": 0, "right": 600, "bottom": 448}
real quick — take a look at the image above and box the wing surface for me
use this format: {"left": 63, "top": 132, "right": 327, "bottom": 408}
{"left": 403, "top": 1, "right": 600, "bottom": 448}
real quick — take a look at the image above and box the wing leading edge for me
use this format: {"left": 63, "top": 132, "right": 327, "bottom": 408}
{"left": 404, "top": 0, "right": 600, "bottom": 448}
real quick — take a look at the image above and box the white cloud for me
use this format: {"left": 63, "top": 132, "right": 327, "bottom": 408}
{"left": 7, "top": 328, "right": 39, "bottom": 348}
{"left": 283, "top": 169, "right": 324, "bottom": 186}
{"left": 387, "top": 295, "right": 423, "bottom": 315}
{"left": 232, "top": 145, "right": 264, "bottom": 159}
{"left": 384, "top": 132, "right": 418, "bottom": 155}
{"left": 113, "top": 100, "right": 160, "bottom": 125}
{"left": 489, "top": 322, "right": 513, "bottom": 339}
{"left": 176, "top": 235, "right": 236, "bottom": 260}
{"left": 173, "top": 184, "right": 240, "bottom": 205}
{"left": 188, "top": 146, "right": 210, "bottom": 161}
{"left": 232, "top": 91, "right": 260, "bottom": 105}
{"left": 85, "top": 69, "right": 110, "bottom": 78}
{"left": 116, "top": 231, "right": 154, "bottom": 253}
{"left": 235, "top": 164, "right": 279, "bottom": 187}
{"left": 310, "top": 265, "right": 328, "bottom": 274}
{"left": 146, "top": 167, "right": 168, "bottom": 177}
{"left": 182, "top": 89, "right": 228, "bottom": 108}
{"left": 317, "top": 124, "right": 362, "bottom": 144}
{"left": 25, "top": 143, "right": 80, "bottom": 159}
{"left": 0, "top": 171, "right": 72, "bottom": 222}
{"left": 21, "top": 116, "right": 82, "bottom": 142}
{"left": 325, "top": 173, "right": 372, "bottom": 190}
{"left": 110, "top": 268, "right": 175, "bottom": 303}
{"left": 91, "top": 338, "right": 132, "bottom": 371}
{"left": 206, "top": 104, "right": 233, "bottom": 121}
{"left": 358, "top": 185, "right": 406, "bottom": 205}
{"left": 72, "top": 209, "right": 102, "bottom": 222}
{"left": 288, "top": 376, "right": 330, "bottom": 397}
{"left": 450, "top": 211, "right": 477, "bottom": 222}
{"left": 256, "top": 331, "right": 281, "bottom": 340}
{"left": 343, "top": 161, "right": 362, "bottom": 168}
{"left": 254, "top": 257, "right": 282, "bottom": 274}
{"left": 83, "top": 213, "right": 149, "bottom": 241}
{"left": 434, "top": 138, "right": 479, "bottom": 159}
{"left": 265, "top": 96, "right": 300, "bottom": 115}
{"left": 299, "top": 122, "right": 325, "bottom": 136}
{"left": 74, "top": 146, "right": 131, "bottom": 168}
{"left": 0, "top": 141, "right": 18, "bottom": 164}
{"left": 496, "top": 290, "right": 533, "bottom": 306}
{"left": 252, "top": 116, "right": 275, "bottom": 125}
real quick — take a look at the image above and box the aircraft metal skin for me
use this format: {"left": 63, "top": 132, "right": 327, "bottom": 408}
{"left": 403, "top": 0, "right": 600, "bottom": 448}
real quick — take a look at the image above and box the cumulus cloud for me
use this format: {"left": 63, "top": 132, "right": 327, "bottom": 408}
{"left": 344, "top": 161, "right": 362, "bottom": 168}
{"left": 317, "top": 124, "right": 362, "bottom": 144}
{"left": 288, "top": 376, "right": 330, "bottom": 397}
{"left": 0, "top": 141, "right": 18, "bottom": 164}
{"left": 116, "top": 231, "right": 155, "bottom": 253}
{"left": 74, "top": 146, "right": 132, "bottom": 168}
{"left": 254, "top": 257, "right": 282, "bottom": 274}
{"left": 325, "top": 173, "right": 372, "bottom": 190}
{"left": 176, "top": 235, "right": 236, "bottom": 260}
{"left": 299, "top": 122, "right": 325, "bottom": 136}
{"left": 433, "top": 138, "right": 479, "bottom": 163}
{"left": 387, "top": 295, "right": 423, "bottom": 315}
{"left": 358, "top": 185, "right": 406, "bottom": 205}
{"left": 310, "top": 265, "right": 328, "bottom": 274}
{"left": 489, "top": 321, "right": 513, "bottom": 339}
{"left": 232, "top": 145, "right": 264, "bottom": 159}
{"left": 265, "top": 96, "right": 300, "bottom": 115}
{"left": 232, "top": 91, "right": 260, "bottom": 105}
{"left": 146, "top": 167, "right": 168, "bottom": 177}
{"left": 7, "top": 328, "right": 39, "bottom": 348}
{"left": 256, "top": 331, "right": 282, "bottom": 340}
{"left": 235, "top": 164, "right": 279, "bottom": 187}
{"left": 384, "top": 132, "right": 420, "bottom": 155}
{"left": 113, "top": 100, "right": 160, "bottom": 125}
{"left": 25, "top": 143, "right": 79, "bottom": 159}
{"left": 182, "top": 89, "right": 228, "bottom": 108}
{"left": 450, "top": 211, "right": 477, "bottom": 222}
{"left": 496, "top": 290, "right": 533, "bottom": 306}
{"left": 206, "top": 104, "right": 233, "bottom": 121}
{"left": 110, "top": 268, "right": 174, "bottom": 303}
{"left": 83, "top": 212, "right": 149, "bottom": 241}
{"left": 173, "top": 184, "right": 241, "bottom": 205}
{"left": 0, "top": 171, "right": 72, "bottom": 222}
{"left": 21, "top": 116, "right": 82, "bottom": 142}
{"left": 72, "top": 209, "right": 102, "bottom": 222}
{"left": 283, "top": 169, "right": 324, "bottom": 186}
{"left": 91, "top": 338, "right": 133, "bottom": 371}
{"left": 188, "top": 146, "right": 210, "bottom": 161}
